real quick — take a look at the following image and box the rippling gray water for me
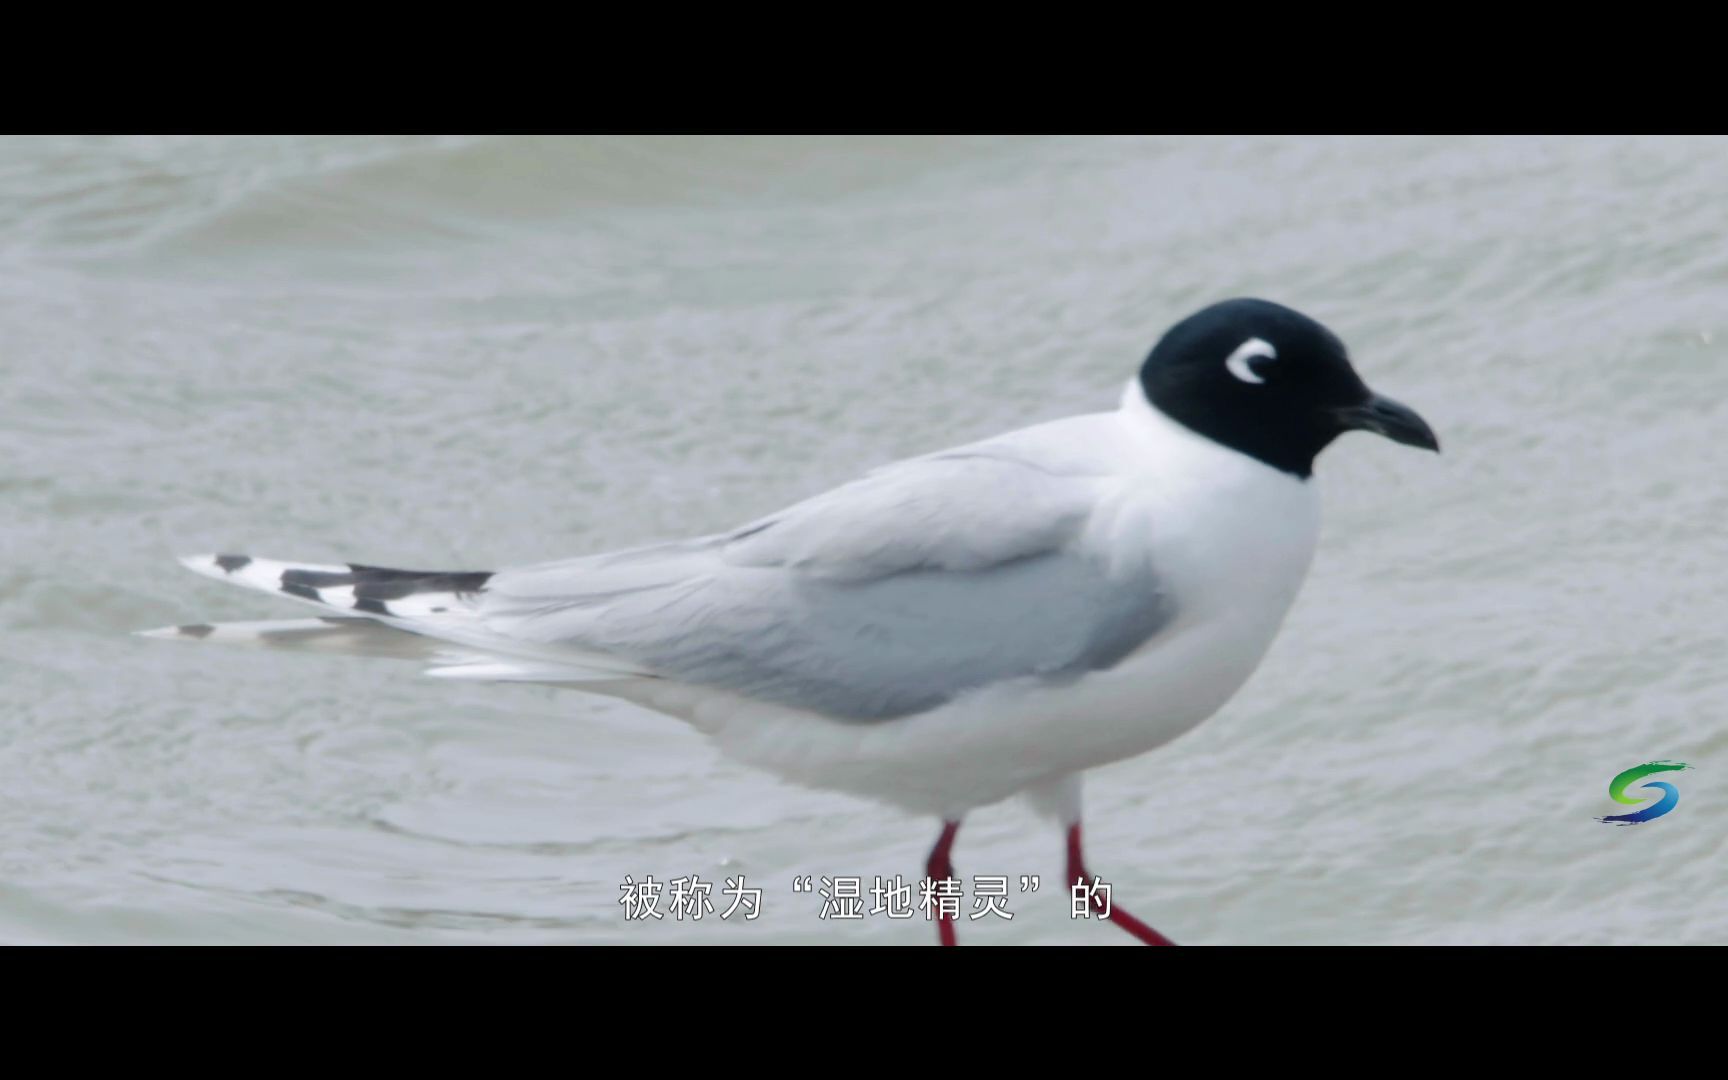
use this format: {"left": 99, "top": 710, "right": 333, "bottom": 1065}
{"left": 2, "top": 134, "right": 1723, "bottom": 944}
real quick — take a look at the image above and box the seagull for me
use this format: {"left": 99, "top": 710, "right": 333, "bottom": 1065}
{"left": 142, "top": 298, "right": 1438, "bottom": 945}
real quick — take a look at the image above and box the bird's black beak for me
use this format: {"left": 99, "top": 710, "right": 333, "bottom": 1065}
{"left": 1333, "top": 393, "right": 1439, "bottom": 453}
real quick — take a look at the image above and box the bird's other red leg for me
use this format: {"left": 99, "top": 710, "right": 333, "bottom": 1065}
{"left": 926, "top": 819, "right": 962, "bottom": 947}
{"left": 1066, "top": 822, "right": 1176, "bottom": 946}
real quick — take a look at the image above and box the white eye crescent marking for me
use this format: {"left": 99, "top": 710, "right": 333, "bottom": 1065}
{"left": 1224, "top": 337, "right": 1276, "bottom": 384}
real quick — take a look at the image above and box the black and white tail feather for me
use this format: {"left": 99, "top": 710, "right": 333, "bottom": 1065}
{"left": 140, "top": 554, "right": 646, "bottom": 687}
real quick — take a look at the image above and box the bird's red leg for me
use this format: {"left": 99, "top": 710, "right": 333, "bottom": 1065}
{"left": 1066, "top": 822, "right": 1176, "bottom": 946}
{"left": 926, "top": 820, "right": 962, "bottom": 947}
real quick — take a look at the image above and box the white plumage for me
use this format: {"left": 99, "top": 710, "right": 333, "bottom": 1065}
{"left": 148, "top": 380, "right": 1318, "bottom": 818}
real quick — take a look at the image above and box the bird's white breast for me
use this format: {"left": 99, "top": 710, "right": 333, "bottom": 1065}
{"left": 1064, "top": 381, "right": 1322, "bottom": 751}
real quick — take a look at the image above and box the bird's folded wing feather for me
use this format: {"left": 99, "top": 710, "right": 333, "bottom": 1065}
{"left": 480, "top": 447, "right": 1173, "bottom": 721}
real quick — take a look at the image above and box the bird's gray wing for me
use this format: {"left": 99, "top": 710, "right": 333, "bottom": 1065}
{"left": 478, "top": 447, "right": 1175, "bottom": 721}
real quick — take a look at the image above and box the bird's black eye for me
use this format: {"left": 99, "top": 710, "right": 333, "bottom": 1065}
{"left": 1224, "top": 338, "right": 1277, "bottom": 385}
